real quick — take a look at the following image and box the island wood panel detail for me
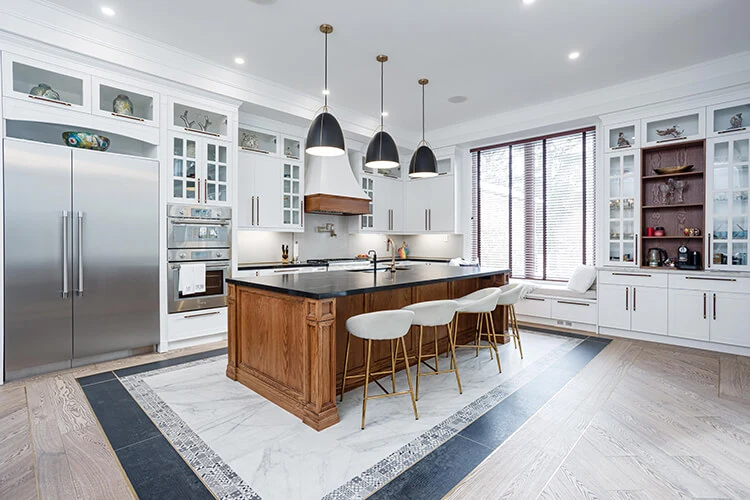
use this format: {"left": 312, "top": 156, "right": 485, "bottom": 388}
{"left": 227, "top": 271, "right": 509, "bottom": 431}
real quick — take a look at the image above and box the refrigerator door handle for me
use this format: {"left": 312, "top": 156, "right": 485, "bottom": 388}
{"left": 62, "top": 210, "right": 69, "bottom": 298}
{"left": 77, "top": 211, "right": 84, "bottom": 296}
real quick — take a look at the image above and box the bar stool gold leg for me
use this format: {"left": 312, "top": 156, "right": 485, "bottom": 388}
{"left": 488, "top": 312, "right": 502, "bottom": 373}
{"left": 401, "top": 336, "right": 419, "bottom": 420}
{"left": 416, "top": 325, "right": 424, "bottom": 400}
{"left": 390, "top": 339, "right": 397, "bottom": 392}
{"left": 512, "top": 305, "right": 523, "bottom": 359}
{"left": 361, "top": 339, "right": 372, "bottom": 430}
{"left": 448, "top": 322, "right": 463, "bottom": 394}
{"left": 475, "top": 313, "right": 483, "bottom": 357}
{"left": 341, "top": 333, "right": 352, "bottom": 402}
{"left": 433, "top": 326, "right": 440, "bottom": 371}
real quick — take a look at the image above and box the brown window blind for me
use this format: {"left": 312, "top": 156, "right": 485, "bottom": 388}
{"left": 471, "top": 127, "right": 596, "bottom": 280}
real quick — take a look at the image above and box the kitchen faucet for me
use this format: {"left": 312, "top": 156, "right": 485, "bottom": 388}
{"left": 368, "top": 249, "right": 377, "bottom": 274}
{"left": 386, "top": 238, "right": 397, "bottom": 273}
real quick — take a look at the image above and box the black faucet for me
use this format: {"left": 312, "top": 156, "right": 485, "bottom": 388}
{"left": 368, "top": 249, "right": 377, "bottom": 274}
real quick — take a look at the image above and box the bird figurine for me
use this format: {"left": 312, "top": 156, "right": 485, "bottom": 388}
{"left": 617, "top": 132, "right": 630, "bottom": 147}
{"left": 655, "top": 125, "right": 684, "bottom": 138}
{"left": 729, "top": 113, "right": 743, "bottom": 130}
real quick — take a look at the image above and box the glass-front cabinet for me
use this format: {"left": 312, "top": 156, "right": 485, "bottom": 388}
{"left": 3, "top": 53, "right": 90, "bottom": 112}
{"left": 170, "top": 133, "right": 230, "bottom": 205}
{"left": 93, "top": 77, "right": 159, "bottom": 126}
{"left": 239, "top": 126, "right": 278, "bottom": 155}
{"left": 282, "top": 161, "right": 303, "bottom": 228}
{"left": 708, "top": 99, "right": 749, "bottom": 138}
{"left": 170, "top": 99, "right": 229, "bottom": 140}
{"left": 604, "top": 121, "right": 640, "bottom": 151}
{"left": 606, "top": 151, "right": 640, "bottom": 266}
{"left": 707, "top": 134, "right": 749, "bottom": 269}
{"left": 642, "top": 109, "right": 705, "bottom": 147}
{"left": 360, "top": 176, "right": 375, "bottom": 230}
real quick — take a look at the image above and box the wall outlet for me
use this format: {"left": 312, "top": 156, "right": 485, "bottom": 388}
{"left": 443, "top": 234, "right": 448, "bottom": 243}
{"left": 556, "top": 320, "right": 573, "bottom": 327}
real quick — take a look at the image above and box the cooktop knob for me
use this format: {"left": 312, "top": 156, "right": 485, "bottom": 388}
{"left": 179, "top": 209, "right": 185, "bottom": 216}
{"left": 179, "top": 252, "right": 187, "bottom": 259}
{"left": 216, "top": 251, "right": 222, "bottom": 257}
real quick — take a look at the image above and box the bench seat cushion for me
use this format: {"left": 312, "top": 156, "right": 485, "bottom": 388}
{"left": 528, "top": 287, "right": 597, "bottom": 301}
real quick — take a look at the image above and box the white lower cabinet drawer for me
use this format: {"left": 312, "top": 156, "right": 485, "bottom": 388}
{"left": 551, "top": 299, "right": 597, "bottom": 324}
{"left": 668, "top": 274, "right": 750, "bottom": 294}
{"left": 168, "top": 307, "right": 228, "bottom": 342}
{"left": 515, "top": 296, "right": 551, "bottom": 317}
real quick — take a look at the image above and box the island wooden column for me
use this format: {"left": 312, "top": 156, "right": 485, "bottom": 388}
{"left": 227, "top": 271, "right": 509, "bottom": 431}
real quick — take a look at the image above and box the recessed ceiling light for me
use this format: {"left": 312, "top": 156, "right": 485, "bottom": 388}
{"left": 522, "top": 0, "right": 535, "bottom": 5}
{"left": 381, "top": 111, "right": 389, "bottom": 117}
{"left": 101, "top": 6, "right": 115, "bottom": 16}
{"left": 448, "top": 95, "right": 468, "bottom": 104}
{"left": 234, "top": 57, "right": 245, "bottom": 65}
{"left": 568, "top": 51, "right": 581, "bottom": 60}
{"left": 322, "top": 88, "right": 330, "bottom": 95}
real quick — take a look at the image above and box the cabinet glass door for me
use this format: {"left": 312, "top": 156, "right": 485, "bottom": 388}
{"left": 607, "top": 152, "right": 638, "bottom": 265}
{"left": 361, "top": 177, "right": 374, "bottom": 229}
{"left": 709, "top": 135, "right": 749, "bottom": 269}
{"left": 205, "top": 142, "right": 229, "bottom": 204}
{"left": 172, "top": 135, "right": 198, "bottom": 201}
{"left": 282, "top": 162, "right": 302, "bottom": 226}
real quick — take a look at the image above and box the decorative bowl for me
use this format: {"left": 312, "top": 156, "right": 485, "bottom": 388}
{"left": 653, "top": 164, "right": 693, "bottom": 175}
{"left": 62, "top": 132, "right": 110, "bottom": 151}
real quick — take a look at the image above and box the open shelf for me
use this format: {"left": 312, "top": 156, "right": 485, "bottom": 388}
{"left": 641, "top": 171, "right": 704, "bottom": 180}
{"left": 642, "top": 203, "right": 704, "bottom": 209}
{"left": 642, "top": 236, "right": 703, "bottom": 240}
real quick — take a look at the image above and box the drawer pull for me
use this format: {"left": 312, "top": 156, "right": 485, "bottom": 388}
{"left": 525, "top": 297, "right": 545, "bottom": 302}
{"left": 685, "top": 276, "right": 737, "bottom": 282}
{"left": 274, "top": 268, "right": 301, "bottom": 273}
{"left": 703, "top": 293, "right": 706, "bottom": 319}
{"left": 184, "top": 311, "right": 221, "bottom": 319}
{"left": 713, "top": 293, "right": 717, "bottom": 321}
{"left": 612, "top": 272, "right": 652, "bottom": 277}
{"left": 29, "top": 94, "right": 72, "bottom": 106}
{"left": 557, "top": 300, "right": 590, "bottom": 307}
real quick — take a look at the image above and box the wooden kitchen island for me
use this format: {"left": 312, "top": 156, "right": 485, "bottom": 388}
{"left": 225, "top": 266, "right": 510, "bottom": 430}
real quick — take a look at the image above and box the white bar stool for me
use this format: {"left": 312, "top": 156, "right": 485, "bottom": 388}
{"left": 452, "top": 288, "right": 503, "bottom": 373}
{"left": 496, "top": 284, "right": 524, "bottom": 358}
{"left": 402, "top": 300, "right": 461, "bottom": 400}
{"left": 341, "top": 310, "right": 419, "bottom": 429}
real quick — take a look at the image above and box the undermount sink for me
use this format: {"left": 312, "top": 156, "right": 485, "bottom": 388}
{"left": 349, "top": 266, "right": 410, "bottom": 273}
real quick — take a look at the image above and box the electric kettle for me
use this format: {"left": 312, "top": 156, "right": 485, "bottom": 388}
{"left": 646, "top": 248, "right": 668, "bottom": 267}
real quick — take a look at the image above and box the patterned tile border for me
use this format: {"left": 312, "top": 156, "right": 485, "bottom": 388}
{"left": 118, "top": 331, "right": 583, "bottom": 500}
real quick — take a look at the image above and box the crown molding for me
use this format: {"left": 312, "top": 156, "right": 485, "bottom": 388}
{"left": 430, "top": 51, "right": 750, "bottom": 149}
{"left": 0, "top": 0, "right": 414, "bottom": 145}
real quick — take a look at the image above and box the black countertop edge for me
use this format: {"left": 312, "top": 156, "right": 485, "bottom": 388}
{"left": 226, "top": 267, "right": 509, "bottom": 300}
{"left": 237, "top": 257, "right": 452, "bottom": 271}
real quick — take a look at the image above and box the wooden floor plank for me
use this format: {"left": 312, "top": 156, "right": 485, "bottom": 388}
{"left": 720, "top": 354, "right": 750, "bottom": 403}
{"left": 26, "top": 379, "right": 77, "bottom": 499}
{"left": 0, "top": 387, "right": 37, "bottom": 500}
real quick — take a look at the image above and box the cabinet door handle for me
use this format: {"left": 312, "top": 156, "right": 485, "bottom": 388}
{"left": 612, "top": 272, "right": 652, "bottom": 278}
{"left": 204, "top": 179, "right": 208, "bottom": 202}
{"left": 76, "top": 211, "right": 84, "bottom": 296}
{"left": 425, "top": 209, "right": 428, "bottom": 231}
{"left": 197, "top": 178, "right": 201, "bottom": 203}
{"left": 251, "top": 196, "right": 255, "bottom": 225}
{"left": 713, "top": 293, "right": 716, "bottom": 320}
{"left": 634, "top": 234, "right": 638, "bottom": 266}
{"left": 301, "top": 199, "right": 304, "bottom": 226}
{"left": 685, "top": 276, "right": 736, "bottom": 282}
{"left": 707, "top": 233, "right": 711, "bottom": 269}
{"left": 703, "top": 293, "right": 707, "bottom": 319}
{"left": 429, "top": 209, "right": 432, "bottom": 230}
{"left": 257, "top": 196, "right": 260, "bottom": 225}
{"left": 633, "top": 287, "right": 637, "bottom": 312}
{"left": 625, "top": 287, "right": 629, "bottom": 311}
{"left": 557, "top": 300, "right": 590, "bottom": 307}
{"left": 61, "top": 210, "right": 69, "bottom": 298}
{"left": 525, "top": 297, "right": 545, "bottom": 302}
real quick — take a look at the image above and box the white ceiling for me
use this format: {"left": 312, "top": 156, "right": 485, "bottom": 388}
{"left": 40, "top": 0, "right": 750, "bottom": 136}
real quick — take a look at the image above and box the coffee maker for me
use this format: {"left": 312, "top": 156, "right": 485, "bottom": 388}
{"left": 676, "top": 244, "right": 701, "bottom": 270}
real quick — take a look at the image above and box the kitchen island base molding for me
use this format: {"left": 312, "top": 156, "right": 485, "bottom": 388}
{"left": 226, "top": 271, "right": 509, "bottom": 430}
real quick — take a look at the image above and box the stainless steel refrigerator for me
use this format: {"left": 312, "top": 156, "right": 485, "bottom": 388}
{"left": 4, "top": 138, "right": 159, "bottom": 381}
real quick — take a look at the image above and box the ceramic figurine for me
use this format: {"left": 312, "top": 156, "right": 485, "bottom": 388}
{"left": 62, "top": 131, "right": 110, "bottom": 151}
{"left": 655, "top": 125, "right": 684, "bottom": 138}
{"left": 29, "top": 83, "right": 61, "bottom": 101}
{"left": 196, "top": 115, "right": 212, "bottom": 132}
{"left": 112, "top": 94, "right": 134, "bottom": 116}
{"left": 241, "top": 132, "right": 259, "bottom": 150}
{"left": 179, "top": 110, "right": 194, "bottom": 129}
{"left": 730, "top": 113, "right": 743, "bottom": 129}
{"left": 617, "top": 132, "right": 630, "bottom": 147}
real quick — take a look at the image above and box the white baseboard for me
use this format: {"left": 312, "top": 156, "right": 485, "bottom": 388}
{"left": 598, "top": 327, "right": 750, "bottom": 356}
{"left": 516, "top": 314, "right": 597, "bottom": 334}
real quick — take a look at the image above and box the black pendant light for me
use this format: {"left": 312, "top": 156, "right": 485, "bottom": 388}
{"left": 306, "top": 24, "right": 346, "bottom": 157}
{"left": 365, "top": 54, "right": 400, "bottom": 169}
{"left": 409, "top": 78, "right": 438, "bottom": 178}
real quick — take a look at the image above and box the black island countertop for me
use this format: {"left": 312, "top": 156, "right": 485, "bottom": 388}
{"left": 227, "top": 265, "right": 510, "bottom": 299}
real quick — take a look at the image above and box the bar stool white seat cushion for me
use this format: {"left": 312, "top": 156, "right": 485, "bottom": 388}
{"left": 346, "top": 310, "right": 415, "bottom": 341}
{"left": 454, "top": 287, "right": 500, "bottom": 307}
{"left": 497, "top": 283, "right": 524, "bottom": 305}
{"left": 402, "top": 300, "right": 459, "bottom": 327}
{"left": 456, "top": 288, "right": 502, "bottom": 313}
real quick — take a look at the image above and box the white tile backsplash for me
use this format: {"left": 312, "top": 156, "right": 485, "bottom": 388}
{"left": 236, "top": 214, "right": 464, "bottom": 264}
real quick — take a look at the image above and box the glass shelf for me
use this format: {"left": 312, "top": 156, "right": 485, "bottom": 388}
{"left": 239, "top": 127, "right": 277, "bottom": 155}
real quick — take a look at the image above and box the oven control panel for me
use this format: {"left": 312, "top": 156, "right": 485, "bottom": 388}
{"left": 168, "top": 249, "right": 231, "bottom": 262}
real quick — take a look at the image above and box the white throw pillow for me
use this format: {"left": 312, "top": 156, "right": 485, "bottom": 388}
{"left": 567, "top": 265, "right": 597, "bottom": 294}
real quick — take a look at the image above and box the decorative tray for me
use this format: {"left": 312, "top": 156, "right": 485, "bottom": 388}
{"left": 653, "top": 164, "right": 693, "bottom": 175}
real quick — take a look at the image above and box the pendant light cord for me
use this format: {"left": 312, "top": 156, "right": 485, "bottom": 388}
{"left": 324, "top": 32, "right": 328, "bottom": 109}
{"left": 380, "top": 60, "right": 384, "bottom": 130}
{"left": 421, "top": 83, "right": 425, "bottom": 142}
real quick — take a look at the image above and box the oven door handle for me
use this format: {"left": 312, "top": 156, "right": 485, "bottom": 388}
{"left": 171, "top": 263, "right": 230, "bottom": 271}
{"left": 170, "top": 220, "right": 230, "bottom": 226}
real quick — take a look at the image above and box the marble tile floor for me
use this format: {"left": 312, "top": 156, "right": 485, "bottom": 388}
{"left": 126, "top": 331, "right": 585, "bottom": 500}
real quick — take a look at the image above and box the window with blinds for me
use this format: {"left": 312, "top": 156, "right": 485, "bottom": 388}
{"left": 471, "top": 128, "right": 596, "bottom": 281}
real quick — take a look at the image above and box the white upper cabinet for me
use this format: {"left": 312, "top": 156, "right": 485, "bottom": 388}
{"left": 239, "top": 126, "right": 278, "bottom": 156}
{"left": 405, "top": 174, "right": 454, "bottom": 233}
{"left": 170, "top": 133, "right": 231, "bottom": 206}
{"left": 3, "top": 53, "right": 90, "bottom": 113}
{"left": 707, "top": 98, "right": 750, "bottom": 138}
{"left": 605, "top": 151, "right": 640, "bottom": 266}
{"left": 604, "top": 121, "right": 640, "bottom": 151}
{"left": 706, "top": 134, "right": 749, "bottom": 270}
{"left": 282, "top": 136, "right": 302, "bottom": 161}
{"left": 170, "top": 98, "right": 229, "bottom": 141}
{"left": 641, "top": 108, "right": 705, "bottom": 147}
{"left": 92, "top": 77, "right": 159, "bottom": 127}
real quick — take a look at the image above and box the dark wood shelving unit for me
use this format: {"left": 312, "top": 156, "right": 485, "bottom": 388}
{"left": 640, "top": 139, "right": 706, "bottom": 270}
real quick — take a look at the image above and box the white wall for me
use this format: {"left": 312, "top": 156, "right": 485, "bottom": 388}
{"left": 236, "top": 213, "right": 464, "bottom": 264}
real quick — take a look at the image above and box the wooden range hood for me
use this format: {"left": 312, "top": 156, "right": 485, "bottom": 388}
{"left": 304, "top": 153, "right": 371, "bottom": 216}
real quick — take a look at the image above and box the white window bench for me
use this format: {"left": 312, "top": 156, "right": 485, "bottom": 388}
{"left": 511, "top": 280, "right": 598, "bottom": 333}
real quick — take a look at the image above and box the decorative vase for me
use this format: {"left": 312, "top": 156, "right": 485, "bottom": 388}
{"left": 113, "top": 94, "right": 134, "bottom": 116}
{"left": 29, "top": 83, "right": 61, "bottom": 101}
{"left": 62, "top": 131, "right": 110, "bottom": 151}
